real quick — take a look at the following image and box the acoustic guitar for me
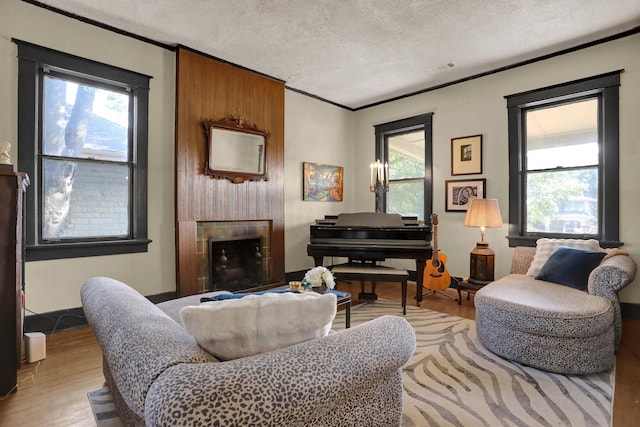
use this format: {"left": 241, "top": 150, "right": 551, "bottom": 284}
{"left": 423, "top": 213, "right": 451, "bottom": 291}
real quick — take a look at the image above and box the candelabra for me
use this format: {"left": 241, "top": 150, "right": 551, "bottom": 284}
{"left": 369, "top": 160, "right": 389, "bottom": 213}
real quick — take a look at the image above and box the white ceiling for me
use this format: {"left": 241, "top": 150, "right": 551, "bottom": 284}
{"left": 34, "top": 0, "right": 640, "bottom": 110}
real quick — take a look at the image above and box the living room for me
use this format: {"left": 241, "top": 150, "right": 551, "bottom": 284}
{"left": 1, "top": 0, "right": 640, "bottom": 425}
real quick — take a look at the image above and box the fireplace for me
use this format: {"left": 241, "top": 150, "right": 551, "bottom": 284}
{"left": 209, "top": 235, "right": 263, "bottom": 291}
{"left": 196, "top": 220, "right": 273, "bottom": 293}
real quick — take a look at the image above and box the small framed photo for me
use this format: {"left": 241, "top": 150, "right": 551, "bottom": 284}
{"left": 445, "top": 178, "right": 486, "bottom": 212}
{"left": 451, "top": 134, "right": 482, "bottom": 175}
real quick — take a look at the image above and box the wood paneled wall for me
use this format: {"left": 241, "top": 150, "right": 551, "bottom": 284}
{"left": 175, "top": 48, "right": 285, "bottom": 296}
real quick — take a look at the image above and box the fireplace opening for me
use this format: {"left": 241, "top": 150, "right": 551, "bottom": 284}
{"left": 209, "top": 235, "right": 263, "bottom": 292}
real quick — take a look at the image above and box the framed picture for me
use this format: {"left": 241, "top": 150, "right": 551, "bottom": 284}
{"left": 451, "top": 134, "right": 482, "bottom": 175}
{"left": 445, "top": 178, "right": 486, "bottom": 212}
{"left": 303, "top": 162, "right": 344, "bottom": 201}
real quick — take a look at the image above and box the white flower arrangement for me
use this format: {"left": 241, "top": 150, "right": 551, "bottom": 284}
{"left": 301, "top": 266, "right": 336, "bottom": 290}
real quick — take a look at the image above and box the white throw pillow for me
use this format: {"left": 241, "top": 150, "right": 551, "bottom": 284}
{"left": 526, "top": 238, "right": 601, "bottom": 277}
{"left": 180, "top": 292, "right": 337, "bottom": 360}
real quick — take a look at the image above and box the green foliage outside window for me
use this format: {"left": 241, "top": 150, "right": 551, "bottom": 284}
{"left": 387, "top": 151, "right": 425, "bottom": 219}
{"left": 526, "top": 169, "right": 597, "bottom": 233}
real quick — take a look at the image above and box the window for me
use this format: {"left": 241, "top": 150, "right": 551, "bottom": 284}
{"left": 16, "top": 40, "right": 151, "bottom": 260}
{"left": 374, "top": 114, "right": 433, "bottom": 220}
{"left": 506, "top": 71, "right": 621, "bottom": 247}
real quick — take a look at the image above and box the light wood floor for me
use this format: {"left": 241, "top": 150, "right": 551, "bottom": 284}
{"left": 0, "top": 282, "right": 638, "bottom": 426}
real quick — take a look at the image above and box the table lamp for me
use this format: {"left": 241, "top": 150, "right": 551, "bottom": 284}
{"left": 464, "top": 198, "right": 503, "bottom": 285}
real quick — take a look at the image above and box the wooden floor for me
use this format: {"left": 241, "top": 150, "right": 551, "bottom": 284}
{"left": 0, "top": 281, "right": 638, "bottom": 426}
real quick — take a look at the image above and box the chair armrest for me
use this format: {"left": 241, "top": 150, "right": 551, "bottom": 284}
{"left": 588, "top": 254, "right": 637, "bottom": 350}
{"left": 588, "top": 254, "right": 637, "bottom": 298}
{"left": 144, "top": 315, "right": 416, "bottom": 426}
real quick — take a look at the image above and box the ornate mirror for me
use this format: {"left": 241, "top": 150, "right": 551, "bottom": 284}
{"left": 203, "top": 116, "right": 269, "bottom": 183}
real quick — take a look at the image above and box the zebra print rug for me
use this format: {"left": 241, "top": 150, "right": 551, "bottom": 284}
{"left": 332, "top": 299, "right": 614, "bottom": 427}
{"left": 87, "top": 387, "right": 121, "bottom": 426}
{"left": 88, "top": 300, "right": 613, "bottom": 426}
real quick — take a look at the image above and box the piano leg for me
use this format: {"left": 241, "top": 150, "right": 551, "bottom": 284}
{"left": 358, "top": 278, "right": 378, "bottom": 301}
{"left": 415, "top": 258, "right": 427, "bottom": 306}
{"left": 312, "top": 255, "right": 324, "bottom": 267}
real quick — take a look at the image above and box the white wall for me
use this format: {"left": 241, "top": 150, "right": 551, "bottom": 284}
{"left": 353, "top": 33, "right": 640, "bottom": 303}
{"left": 284, "top": 90, "right": 356, "bottom": 272}
{"left": 0, "top": 0, "right": 177, "bottom": 313}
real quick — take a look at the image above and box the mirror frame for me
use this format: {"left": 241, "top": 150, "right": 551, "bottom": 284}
{"left": 203, "top": 115, "right": 270, "bottom": 183}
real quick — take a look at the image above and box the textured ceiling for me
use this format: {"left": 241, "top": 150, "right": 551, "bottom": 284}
{"left": 34, "top": 0, "right": 640, "bottom": 109}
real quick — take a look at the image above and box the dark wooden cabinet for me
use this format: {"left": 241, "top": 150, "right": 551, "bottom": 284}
{"left": 0, "top": 171, "right": 28, "bottom": 395}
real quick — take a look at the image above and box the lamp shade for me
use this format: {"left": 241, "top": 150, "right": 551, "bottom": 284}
{"left": 464, "top": 198, "right": 503, "bottom": 228}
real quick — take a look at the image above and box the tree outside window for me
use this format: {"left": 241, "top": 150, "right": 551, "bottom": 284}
{"left": 42, "top": 75, "right": 130, "bottom": 240}
{"left": 387, "top": 132, "right": 426, "bottom": 220}
{"left": 525, "top": 99, "right": 599, "bottom": 235}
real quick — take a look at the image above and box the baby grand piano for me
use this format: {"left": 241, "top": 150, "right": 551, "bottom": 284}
{"left": 307, "top": 212, "right": 432, "bottom": 304}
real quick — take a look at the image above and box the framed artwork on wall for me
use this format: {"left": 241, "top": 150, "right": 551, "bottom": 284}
{"left": 445, "top": 178, "right": 486, "bottom": 212}
{"left": 303, "top": 162, "right": 344, "bottom": 201}
{"left": 451, "top": 134, "right": 482, "bottom": 175}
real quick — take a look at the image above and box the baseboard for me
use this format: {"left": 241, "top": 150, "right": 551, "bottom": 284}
{"left": 146, "top": 291, "right": 178, "bottom": 304}
{"left": 24, "top": 307, "right": 88, "bottom": 334}
{"left": 285, "top": 269, "right": 308, "bottom": 283}
{"left": 35, "top": 282, "right": 632, "bottom": 333}
{"left": 621, "top": 302, "right": 640, "bottom": 320}
{"left": 24, "top": 291, "right": 177, "bottom": 334}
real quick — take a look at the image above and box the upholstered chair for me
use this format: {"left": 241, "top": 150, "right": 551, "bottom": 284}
{"left": 475, "top": 242, "right": 636, "bottom": 374}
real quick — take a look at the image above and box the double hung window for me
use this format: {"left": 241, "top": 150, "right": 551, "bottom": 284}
{"left": 506, "top": 71, "right": 621, "bottom": 246}
{"left": 374, "top": 114, "right": 433, "bottom": 220}
{"left": 16, "top": 40, "right": 151, "bottom": 260}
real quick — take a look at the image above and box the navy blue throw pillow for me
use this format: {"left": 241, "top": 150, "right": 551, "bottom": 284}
{"left": 200, "top": 289, "right": 295, "bottom": 303}
{"left": 535, "top": 246, "right": 606, "bottom": 291}
{"left": 326, "top": 289, "right": 349, "bottom": 298}
{"left": 199, "top": 288, "right": 349, "bottom": 303}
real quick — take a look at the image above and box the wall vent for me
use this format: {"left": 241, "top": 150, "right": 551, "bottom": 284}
{"left": 428, "top": 62, "right": 456, "bottom": 73}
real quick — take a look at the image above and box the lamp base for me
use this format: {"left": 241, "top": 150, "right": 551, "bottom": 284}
{"left": 469, "top": 241, "right": 495, "bottom": 285}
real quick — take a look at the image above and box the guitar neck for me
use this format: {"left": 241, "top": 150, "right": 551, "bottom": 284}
{"left": 432, "top": 222, "right": 439, "bottom": 259}
{"left": 433, "top": 226, "right": 438, "bottom": 252}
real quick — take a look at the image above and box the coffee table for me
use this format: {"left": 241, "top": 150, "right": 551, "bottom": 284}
{"left": 313, "top": 287, "right": 352, "bottom": 329}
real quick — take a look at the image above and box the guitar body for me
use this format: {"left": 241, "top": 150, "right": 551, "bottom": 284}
{"left": 423, "top": 251, "right": 451, "bottom": 290}
{"left": 423, "top": 214, "right": 451, "bottom": 291}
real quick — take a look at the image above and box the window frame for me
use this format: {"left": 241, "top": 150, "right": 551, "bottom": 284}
{"left": 505, "top": 71, "right": 621, "bottom": 247}
{"left": 374, "top": 113, "right": 433, "bottom": 219}
{"left": 16, "top": 39, "right": 152, "bottom": 261}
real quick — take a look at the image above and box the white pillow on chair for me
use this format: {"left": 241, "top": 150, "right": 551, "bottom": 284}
{"left": 526, "top": 238, "right": 601, "bottom": 277}
{"left": 180, "top": 292, "right": 337, "bottom": 360}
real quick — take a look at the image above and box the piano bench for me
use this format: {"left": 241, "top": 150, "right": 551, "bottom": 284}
{"left": 330, "top": 265, "right": 408, "bottom": 315}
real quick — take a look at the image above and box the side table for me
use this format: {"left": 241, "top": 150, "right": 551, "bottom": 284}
{"left": 456, "top": 281, "right": 486, "bottom": 305}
